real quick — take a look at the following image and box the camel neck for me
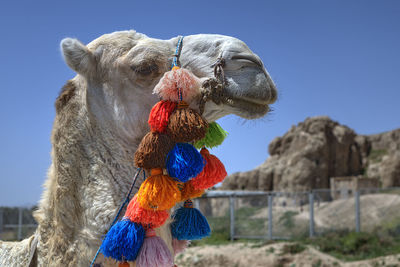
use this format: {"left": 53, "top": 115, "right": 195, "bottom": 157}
{"left": 33, "top": 82, "right": 144, "bottom": 266}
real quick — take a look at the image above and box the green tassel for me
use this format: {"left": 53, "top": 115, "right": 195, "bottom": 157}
{"left": 194, "top": 122, "right": 227, "bottom": 149}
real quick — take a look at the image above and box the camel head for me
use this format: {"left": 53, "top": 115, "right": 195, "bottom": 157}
{"left": 60, "top": 30, "right": 277, "bottom": 142}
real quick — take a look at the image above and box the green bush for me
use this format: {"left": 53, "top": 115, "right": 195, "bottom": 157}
{"left": 305, "top": 230, "right": 400, "bottom": 261}
{"left": 281, "top": 243, "right": 306, "bottom": 255}
{"left": 368, "top": 149, "right": 387, "bottom": 163}
{"left": 278, "top": 211, "right": 299, "bottom": 230}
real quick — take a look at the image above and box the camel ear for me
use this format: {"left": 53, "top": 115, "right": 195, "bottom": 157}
{"left": 61, "top": 38, "right": 95, "bottom": 75}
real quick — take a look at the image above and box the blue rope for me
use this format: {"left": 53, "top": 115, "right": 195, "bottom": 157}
{"left": 171, "top": 36, "right": 184, "bottom": 102}
{"left": 171, "top": 36, "right": 184, "bottom": 69}
{"left": 89, "top": 168, "right": 144, "bottom": 267}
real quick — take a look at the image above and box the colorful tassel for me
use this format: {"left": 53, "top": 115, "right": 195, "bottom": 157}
{"left": 100, "top": 219, "right": 145, "bottom": 262}
{"left": 172, "top": 238, "right": 190, "bottom": 255}
{"left": 137, "top": 168, "right": 181, "bottom": 210}
{"left": 167, "top": 106, "right": 208, "bottom": 142}
{"left": 194, "top": 122, "right": 228, "bottom": 149}
{"left": 181, "top": 181, "right": 205, "bottom": 201}
{"left": 190, "top": 148, "right": 227, "bottom": 190}
{"left": 166, "top": 143, "right": 205, "bottom": 182}
{"left": 148, "top": 100, "right": 177, "bottom": 133}
{"left": 171, "top": 200, "right": 211, "bottom": 240}
{"left": 125, "top": 195, "right": 169, "bottom": 228}
{"left": 134, "top": 132, "right": 175, "bottom": 169}
{"left": 136, "top": 228, "right": 174, "bottom": 267}
{"left": 153, "top": 67, "right": 201, "bottom": 103}
{"left": 98, "top": 40, "right": 230, "bottom": 263}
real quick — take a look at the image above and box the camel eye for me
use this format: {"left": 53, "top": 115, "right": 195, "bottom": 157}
{"left": 131, "top": 63, "right": 158, "bottom": 76}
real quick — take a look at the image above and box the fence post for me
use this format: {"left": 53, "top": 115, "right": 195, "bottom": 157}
{"left": 309, "top": 191, "right": 315, "bottom": 237}
{"left": 18, "top": 207, "right": 23, "bottom": 240}
{"left": 229, "top": 196, "right": 235, "bottom": 241}
{"left": 0, "top": 208, "right": 3, "bottom": 236}
{"left": 194, "top": 198, "right": 200, "bottom": 210}
{"left": 268, "top": 194, "right": 273, "bottom": 240}
{"left": 355, "top": 190, "right": 361, "bottom": 233}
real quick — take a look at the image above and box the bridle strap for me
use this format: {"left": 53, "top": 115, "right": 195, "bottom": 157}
{"left": 171, "top": 36, "right": 184, "bottom": 69}
{"left": 198, "top": 56, "right": 227, "bottom": 115}
{"left": 213, "top": 57, "right": 226, "bottom": 85}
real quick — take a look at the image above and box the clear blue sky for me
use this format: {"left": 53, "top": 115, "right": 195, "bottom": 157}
{"left": 0, "top": 1, "right": 399, "bottom": 206}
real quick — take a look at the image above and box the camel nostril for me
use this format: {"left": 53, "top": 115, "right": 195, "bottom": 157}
{"left": 231, "top": 54, "right": 263, "bottom": 67}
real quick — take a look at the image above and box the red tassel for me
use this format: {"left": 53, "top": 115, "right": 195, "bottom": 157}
{"left": 125, "top": 195, "right": 169, "bottom": 228}
{"left": 148, "top": 100, "right": 177, "bottom": 133}
{"left": 191, "top": 148, "right": 227, "bottom": 190}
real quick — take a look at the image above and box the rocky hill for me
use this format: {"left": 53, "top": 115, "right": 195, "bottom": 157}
{"left": 221, "top": 116, "right": 400, "bottom": 191}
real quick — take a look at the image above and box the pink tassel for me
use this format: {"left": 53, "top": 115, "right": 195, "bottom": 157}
{"left": 172, "top": 238, "right": 190, "bottom": 255}
{"left": 153, "top": 67, "right": 201, "bottom": 103}
{"left": 136, "top": 228, "right": 174, "bottom": 267}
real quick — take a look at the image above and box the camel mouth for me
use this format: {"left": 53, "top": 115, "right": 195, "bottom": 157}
{"left": 221, "top": 94, "right": 271, "bottom": 119}
{"left": 217, "top": 71, "right": 277, "bottom": 119}
{"left": 202, "top": 80, "right": 276, "bottom": 120}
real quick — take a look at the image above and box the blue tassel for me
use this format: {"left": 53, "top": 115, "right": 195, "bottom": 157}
{"left": 171, "top": 200, "right": 211, "bottom": 240}
{"left": 100, "top": 218, "right": 145, "bottom": 261}
{"left": 166, "top": 143, "right": 205, "bottom": 182}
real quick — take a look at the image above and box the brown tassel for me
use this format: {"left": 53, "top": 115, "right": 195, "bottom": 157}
{"left": 134, "top": 132, "right": 175, "bottom": 169}
{"left": 167, "top": 106, "right": 208, "bottom": 143}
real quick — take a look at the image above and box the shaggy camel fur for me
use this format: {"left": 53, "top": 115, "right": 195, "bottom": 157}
{"left": 0, "top": 30, "right": 277, "bottom": 267}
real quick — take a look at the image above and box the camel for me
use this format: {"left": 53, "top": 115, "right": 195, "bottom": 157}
{"left": 0, "top": 30, "right": 277, "bottom": 267}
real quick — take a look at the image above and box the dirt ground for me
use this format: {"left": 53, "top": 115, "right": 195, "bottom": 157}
{"left": 175, "top": 242, "right": 400, "bottom": 267}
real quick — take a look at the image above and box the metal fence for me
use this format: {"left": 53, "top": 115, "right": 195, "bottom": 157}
{"left": 195, "top": 187, "right": 400, "bottom": 241}
{"left": 0, "top": 207, "right": 37, "bottom": 241}
{"left": 2, "top": 187, "right": 400, "bottom": 242}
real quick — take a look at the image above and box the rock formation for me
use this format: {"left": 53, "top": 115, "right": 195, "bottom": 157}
{"left": 221, "top": 116, "right": 400, "bottom": 191}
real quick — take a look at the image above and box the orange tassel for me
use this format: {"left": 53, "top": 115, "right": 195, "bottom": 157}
{"left": 191, "top": 148, "right": 227, "bottom": 190}
{"left": 118, "top": 262, "right": 130, "bottom": 267}
{"left": 125, "top": 195, "right": 169, "bottom": 228}
{"left": 137, "top": 168, "right": 181, "bottom": 210}
{"left": 181, "top": 181, "right": 205, "bottom": 201}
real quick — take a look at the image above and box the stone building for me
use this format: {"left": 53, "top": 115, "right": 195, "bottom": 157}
{"left": 330, "top": 176, "right": 380, "bottom": 199}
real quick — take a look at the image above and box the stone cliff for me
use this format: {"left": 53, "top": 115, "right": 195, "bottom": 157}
{"left": 221, "top": 116, "right": 400, "bottom": 191}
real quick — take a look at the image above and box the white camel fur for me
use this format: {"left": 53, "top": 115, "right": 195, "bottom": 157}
{"left": 0, "top": 30, "right": 277, "bottom": 266}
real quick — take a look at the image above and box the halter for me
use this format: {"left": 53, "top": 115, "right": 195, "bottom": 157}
{"left": 198, "top": 56, "right": 226, "bottom": 115}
